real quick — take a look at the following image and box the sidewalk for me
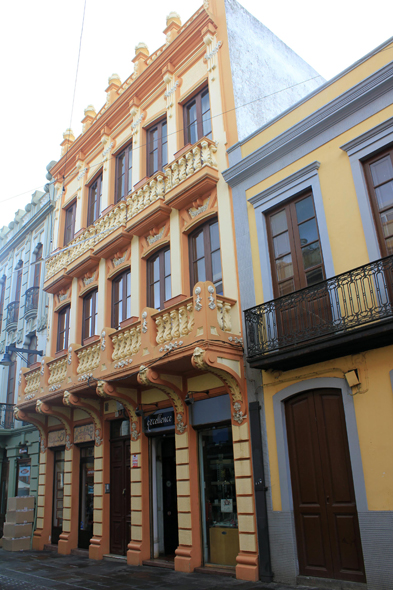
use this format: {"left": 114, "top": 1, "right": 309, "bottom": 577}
{"left": 0, "top": 549, "right": 307, "bottom": 590}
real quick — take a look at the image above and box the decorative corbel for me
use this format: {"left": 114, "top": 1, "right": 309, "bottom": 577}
{"left": 101, "top": 125, "right": 114, "bottom": 169}
{"left": 63, "top": 391, "right": 103, "bottom": 446}
{"left": 192, "top": 347, "right": 246, "bottom": 425}
{"left": 138, "top": 367, "right": 187, "bottom": 434}
{"left": 35, "top": 399, "right": 74, "bottom": 449}
{"left": 202, "top": 22, "right": 222, "bottom": 82}
{"left": 96, "top": 380, "right": 140, "bottom": 440}
{"left": 14, "top": 406, "right": 47, "bottom": 454}
{"left": 162, "top": 63, "right": 180, "bottom": 119}
{"left": 129, "top": 97, "right": 144, "bottom": 146}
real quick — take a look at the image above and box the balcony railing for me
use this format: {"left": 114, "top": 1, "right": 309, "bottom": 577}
{"left": 6, "top": 301, "right": 19, "bottom": 327}
{"left": 245, "top": 255, "right": 393, "bottom": 368}
{"left": 0, "top": 404, "right": 15, "bottom": 429}
{"left": 25, "top": 286, "right": 39, "bottom": 314}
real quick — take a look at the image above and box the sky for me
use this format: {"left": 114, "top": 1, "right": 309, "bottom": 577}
{"left": 0, "top": 0, "right": 392, "bottom": 227}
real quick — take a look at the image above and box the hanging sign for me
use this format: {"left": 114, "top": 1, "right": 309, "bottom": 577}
{"left": 144, "top": 408, "right": 174, "bottom": 433}
{"left": 18, "top": 446, "right": 28, "bottom": 455}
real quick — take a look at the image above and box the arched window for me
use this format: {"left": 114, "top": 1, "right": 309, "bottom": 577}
{"left": 112, "top": 270, "right": 131, "bottom": 329}
{"left": 189, "top": 218, "right": 222, "bottom": 294}
{"left": 147, "top": 248, "right": 171, "bottom": 310}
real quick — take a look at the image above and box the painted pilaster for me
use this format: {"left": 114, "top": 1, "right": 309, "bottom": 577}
{"left": 163, "top": 66, "right": 179, "bottom": 162}
{"left": 130, "top": 100, "right": 144, "bottom": 186}
{"left": 101, "top": 129, "right": 115, "bottom": 211}
{"left": 130, "top": 236, "right": 140, "bottom": 316}
{"left": 169, "top": 209, "right": 182, "bottom": 298}
{"left": 69, "top": 277, "right": 79, "bottom": 344}
{"left": 128, "top": 432, "right": 150, "bottom": 565}
{"left": 97, "top": 258, "right": 107, "bottom": 335}
{"left": 58, "top": 443, "right": 79, "bottom": 554}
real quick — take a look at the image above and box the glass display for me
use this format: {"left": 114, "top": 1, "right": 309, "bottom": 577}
{"left": 16, "top": 461, "right": 31, "bottom": 497}
{"left": 199, "top": 427, "right": 239, "bottom": 566}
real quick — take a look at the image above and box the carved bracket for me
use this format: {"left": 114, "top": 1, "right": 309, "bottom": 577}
{"left": 96, "top": 380, "right": 140, "bottom": 440}
{"left": 14, "top": 406, "right": 48, "bottom": 453}
{"left": 35, "top": 399, "right": 74, "bottom": 449}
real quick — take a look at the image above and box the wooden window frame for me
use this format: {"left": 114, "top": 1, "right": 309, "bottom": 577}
{"left": 87, "top": 174, "right": 103, "bottom": 227}
{"left": 147, "top": 247, "right": 171, "bottom": 311}
{"left": 189, "top": 218, "right": 222, "bottom": 294}
{"left": 266, "top": 192, "right": 326, "bottom": 298}
{"left": 64, "top": 202, "right": 76, "bottom": 246}
{"left": 111, "top": 270, "right": 131, "bottom": 329}
{"left": 115, "top": 143, "right": 133, "bottom": 203}
{"left": 183, "top": 86, "right": 212, "bottom": 146}
{"left": 57, "top": 305, "right": 70, "bottom": 352}
{"left": 363, "top": 146, "right": 393, "bottom": 258}
{"left": 82, "top": 289, "right": 98, "bottom": 343}
{"left": 146, "top": 118, "right": 168, "bottom": 178}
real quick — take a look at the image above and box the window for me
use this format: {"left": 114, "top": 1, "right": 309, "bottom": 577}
{"left": 363, "top": 148, "right": 393, "bottom": 257}
{"left": 116, "top": 144, "right": 133, "bottom": 202}
{"left": 184, "top": 87, "right": 212, "bottom": 145}
{"left": 82, "top": 289, "right": 98, "bottom": 342}
{"left": 266, "top": 193, "right": 325, "bottom": 297}
{"left": 57, "top": 305, "right": 70, "bottom": 352}
{"left": 147, "top": 119, "right": 168, "bottom": 177}
{"left": 33, "top": 244, "right": 42, "bottom": 288}
{"left": 147, "top": 248, "right": 171, "bottom": 310}
{"left": 112, "top": 270, "right": 131, "bottom": 329}
{"left": 87, "top": 175, "right": 102, "bottom": 227}
{"left": 189, "top": 219, "right": 222, "bottom": 294}
{"left": 64, "top": 202, "right": 76, "bottom": 246}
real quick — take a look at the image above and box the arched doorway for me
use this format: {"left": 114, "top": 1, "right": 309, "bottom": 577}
{"left": 285, "top": 388, "right": 366, "bottom": 583}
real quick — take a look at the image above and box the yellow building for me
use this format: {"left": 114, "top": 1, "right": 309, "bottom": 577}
{"left": 14, "top": 0, "right": 322, "bottom": 581}
{"left": 224, "top": 38, "right": 393, "bottom": 589}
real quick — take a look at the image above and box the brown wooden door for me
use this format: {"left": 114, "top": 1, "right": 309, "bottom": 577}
{"left": 110, "top": 438, "right": 130, "bottom": 555}
{"left": 285, "top": 389, "right": 366, "bottom": 583}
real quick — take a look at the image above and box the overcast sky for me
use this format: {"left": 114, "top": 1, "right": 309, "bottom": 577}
{"left": 1, "top": 0, "right": 392, "bottom": 227}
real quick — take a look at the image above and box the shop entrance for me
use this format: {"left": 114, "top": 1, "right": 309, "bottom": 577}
{"left": 151, "top": 435, "right": 178, "bottom": 561}
{"left": 110, "top": 419, "right": 130, "bottom": 555}
{"left": 78, "top": 445, "right": 94, "bottom": 549}
{"left": 199, "top": 426, "right": 239, "bottom": 567}
{"left": 52, "top": 449, "right": 65, "bottom": 545}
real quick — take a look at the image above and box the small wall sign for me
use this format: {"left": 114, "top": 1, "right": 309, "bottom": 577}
{"left": 132, "top": 454, "right": 138, "bottom": 468}
{"left": 144, "top": 408, "right": 174, "bottom": 433}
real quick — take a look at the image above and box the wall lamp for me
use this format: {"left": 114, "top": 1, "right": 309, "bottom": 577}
{"left": 185, "top": 390, "right": 209, "bottom": 406}
{"left": 0, "top": 345, "right": 44, "bottom": 367}
{"left": 135, "top": 405, "right": 144, "bottom": 417}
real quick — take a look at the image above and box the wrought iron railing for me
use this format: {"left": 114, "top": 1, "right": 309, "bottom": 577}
{"left": 6, "top": 301, "right": 19, "bottom": 326}
{"left": 0, "top": 404, "right": 15, "bottom": 429}
{"left": 245, "top": 255, "right": 393, "bottom": 358}
{"left": 25, "top": 286, "right": 39, "bottom": 313}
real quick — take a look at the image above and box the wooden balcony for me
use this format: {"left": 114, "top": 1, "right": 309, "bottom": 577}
{"left": 17, "top": 282, "right": 242, "bottom": 405}
{"left": 244, "top": 255, "right": 393, "bottom": 371}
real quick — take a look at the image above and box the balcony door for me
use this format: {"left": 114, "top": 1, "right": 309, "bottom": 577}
{"left": 285, "top": 389, "right": 366, "bottom": 583}
{"left": 266, "top": 194, "right": 330, "bottom": 340}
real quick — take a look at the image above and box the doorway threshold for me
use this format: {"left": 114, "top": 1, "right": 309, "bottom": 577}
{"left": 143, "top": 558, "right": 175, "bottom": 570}
{"left": 297, "top": 576, "right": 367, "bottom": 590}
{"left": 194, "top": 565, "right": 236, "bottom": 578}
{"left": 103, "top": 554, "right": 127, "bottom": 562}
{"left": 43, "top": 544, "right": 58, "bottom": 553}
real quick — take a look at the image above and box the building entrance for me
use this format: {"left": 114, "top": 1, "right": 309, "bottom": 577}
{"left": 151, "top": 435, "right": 178, "bottom": 561}
{"left": 285, "top": 389, "right": 366, "bottom": 583}
{"left": 52, "top": 449, "right": 65, "bottom": 545}
{"left": 78, "top": 445, "right": 94, "bottom": 549}
{"left": 110, "top": 419, "right": 131, "bottom": 555}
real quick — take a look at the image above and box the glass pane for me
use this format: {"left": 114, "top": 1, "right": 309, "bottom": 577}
{"left": 154, "top": 282, "right": 160, "bottom": 310}
{"left": 273, "top": 232, "right": 290, "bottom": 258}
{"left": 200, "top": 426, "right": 238, "bottom": 566}
{"left": 370, "top": 156, "right": 393, "bottom": 186}
{"left": 153, "top": 257, "right": 160, "bottom": 282}
{"left": 165, "top": 276, "right": 171, "bottom": 301}
{"left": 202, "top": 113, "right": 212, "bottom": 139}
{"left": 298, "top": 218, "right": 318, "bottom": 246}
{"left": 16, "top": 462, "right": 31, "bottom": 497}
{"left": 381, "top": 209, "right": 393, "bottom": 237}
{"left": 162, "top": 141, "right": 168, "bottom": 168}
{"left": 385, "top": 236, "right": 393, "bottom": 255}
{"left": 214, "top": 280, "right": 223, "bottom": 296}
{"left": 211, "top": 250, "right": 222, "bottom": 284}
{"left": 201, "top": 91, "right": 210, "bottom": 114}
{"left": 195, "top": 231, "right": 204, "bottom": 259}
{"left": 295, "top": 196, "right": 314, "bottom": 223}
{"left": 375, "top": 181, "right": 393, "bottom": 210}
{"left": 189, "top": 121, "right": 197, "bottom": 145}
{"left": 270, "top": 210, "right": 287, "bottom": 236}
{"left": 188, "top": 103, "right": 197, "bottom": 125}
{"left": 164, "top": 249, "right": 171, "bottom": 276}
{"left": 209, "top": 222, "right": 220, "bottom": 252}
{"left": 276, "top": 254, "right": 293, "bottom": 281}
{"left": 79, "top": 459, "right": 94, "bottom": 536}
{"left": 278, "top": 279, "right": 295, "bottom": 296}
{"left": 306, "top": 267, "right": 324, "bottom": 286}
{"left": 53, "top": 457, "right": 64, "bottom": 528}
{"left": 197, "top": 259, "right": 206, "bottom": 282}
{"left": 302, "top": 242, "right": 322, "bottom": 270}
{"left": 126, "top": 295, "right": 131, "bottom": 318}
{"left": 161, "top": 121, "right": 167, "bottom": 140}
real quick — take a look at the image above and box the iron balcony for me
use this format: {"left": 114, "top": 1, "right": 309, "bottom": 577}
{"left": 245, "top": 255, "right": 393, "bottom": 370}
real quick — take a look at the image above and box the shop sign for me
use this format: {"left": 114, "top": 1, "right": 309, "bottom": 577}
{"left": 74, "top": 423, "right": 95, "bottom": 444}
{"left": 144, "top": 408, "right": 174, "bottom": 433}
{"left": 48, "top": 430, "right": 66, "bottom": 447}
{"left": 18, "top": 446, "right": 28, "bottom": 455}
{"left": 132, "top": 454, "right": 138, "bottom": 468}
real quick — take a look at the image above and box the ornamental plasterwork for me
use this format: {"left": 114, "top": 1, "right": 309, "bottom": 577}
{"left": 158, "top": 340, "right": 183, "bottom": 353}
{"left": 203, "top": 0, "right": 209, "bottom": 9}
{"left": 63, "top": 390, "right": 72, "bottom": 406}
{"left": 83, "top": 274, "right": 95, "bottom": 287}
{"left": 65, "top": 433, "right": 72, "bottom": 450}
{"left": 141, "top": 311, "right": 148, "bottom": 333}
{"left": 131, "top": 422, "right": 140, "bottom": 441}
{"left": 138, "top": 365, "right": 185, "bottom": 420}
{"left": 207, "top": 285, "right": 216, "bottom": 310}
{"left": 102, "top": 141, "right": 114, "bottom": 159}
{"left": 188, "top": 198, "right": 210, "bottom": 219}
{"left": 36, "top": 399, "right": 44, "bottom": 413}
{"left": 95, "top": 429, "right": 103, "bottom": 446}
{"left": 203, "top": 32, "right": 222, "bottom": 81}
{"left": 77, "top": 167, "right": 88, "bottom": 181}
{"left": 130, "top": 106, "right": 144, "bottom": 144}
{"left": 40, "top": 358, "right": 45, "bottom": 375}
{"left": 16, "top": 330, "right": 23, "bottom": 344}
{"left": 164, "top": 76, "right": 180, "bottom": 118}
{"left": 96, "top": 380, "right": 138, "bottom": 424}
{"left": 101, "top": 331, "right": 106, "bottom": 351}
{"left": 146, "top": 227, "right": 165, "bottom": 246}
{"left": 67, "top": 346, "right": 72, "bottom": 365}
{"left": 37, "top": 314, "right": 48, "bottom": 332}
{"left": 195, "top": 286, "right": 202, "bottom": 311}
{"left": 113, "top": 253, "right": 127, "bottom": 267}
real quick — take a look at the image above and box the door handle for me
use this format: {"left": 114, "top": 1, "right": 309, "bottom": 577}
{"left": 122, "top": 488, "right": 126, "bottom": 495}
{"left": 326, "top": 496, "right": 330, "bottom": 503}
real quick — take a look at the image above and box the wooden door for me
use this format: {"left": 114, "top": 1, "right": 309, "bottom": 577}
{"left": 285, "top": 389, "right": 366, "bottom": 583}
{"left": 162, "top": 437, "right": 178, "bottom": 555}
{"left": 110, "top": 438, "right": 130, "bottom": 555}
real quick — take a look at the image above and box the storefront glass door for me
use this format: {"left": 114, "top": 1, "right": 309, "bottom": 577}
{"left": 199, "top": 426, "right": 239, "bottom": 566}
{"left": 78, "top": 446, "right": 94, "bottom": 549}
{"left": 52, "top": 450, "right": 65, "bottom": 545}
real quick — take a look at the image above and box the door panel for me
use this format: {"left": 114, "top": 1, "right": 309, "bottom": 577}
{"left": 110, "top": 439, "right": 131, "bottom": 555}
{"left": 285, "top": 389, "right": 366, "bottom": 583}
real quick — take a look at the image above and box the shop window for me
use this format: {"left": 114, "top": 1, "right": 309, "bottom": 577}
{"left": 183, "top": 87, "right": 212, "bottom": 145}
{"left": 82, "top": 289, "right": 98, "bottom": 342}
{"left": 116, "top": 144, "right": 133, "bottom": 202}
{"left": 87, "top": 174, "right": 102, "bottom": 227}
{"left": 147, "top": 248, "right": 171, "bottom": 310}
{"left": 16, "top": 460, "right": 31, "bottom": 497}
{"left": 189, "top": 218, "right": 222, "bottom": 294}
{"left": 363, "top": 147, "right": 393, "bottom": 257}
{"left": 147, "top": 119, "right": 168, "bottom": 177}
{"left": 112, "top": 270, "right": 131, "bottom": 329}
{"left": 64, "top": 202, "right": 76, "bottom": 246}
{"left": 57, "top": 305, "right": 70, "bottom": 352}
{"left": 52, "top": 450, "right": 65, "bottom": 545}
{"left": 266, "top": 193, "right": 325, "bottom": 297}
